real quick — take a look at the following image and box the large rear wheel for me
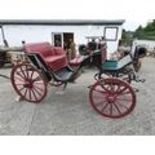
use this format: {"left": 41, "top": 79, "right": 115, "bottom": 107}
{"left": 89, "top": 78, "right": 136, "bottom": 118}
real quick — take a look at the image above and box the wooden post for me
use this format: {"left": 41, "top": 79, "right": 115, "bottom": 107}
{"left": 0, "top": 25, "right": 9, "bottom": 47}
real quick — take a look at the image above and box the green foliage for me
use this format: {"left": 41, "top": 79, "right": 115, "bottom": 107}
{"left": 134, "top": 20, "right": 155, "bottom": 40}
{"left": 121, "top": 29, "right": 134, "bottom": 46}
{"left": 121, "top": 20, "right": 155, "bottom": 46}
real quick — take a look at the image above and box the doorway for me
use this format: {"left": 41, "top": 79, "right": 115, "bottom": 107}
{"left": 52, "top": 32, "right": 74, "bottom": 49}
{"left": 63, "top": 33, "right": 74, "bottom": 50}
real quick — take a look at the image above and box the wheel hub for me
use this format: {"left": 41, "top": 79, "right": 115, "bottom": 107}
{"left": 24, "top": 80, "right": 33, "bottom": 89}
{"left": 107, "top": 95, "right": 116, "bottom": 103}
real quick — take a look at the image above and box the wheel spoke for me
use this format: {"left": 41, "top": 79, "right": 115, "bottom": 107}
{"left": 14, "top": 76, "right": 25, "bottom": 82}
{"left": 93, "top": 88, "right": 107, "bottom": 94}
{"left": 112, "top": 102, "right": 122, "bottom": 115}
{"left": 33, "top": 87, "right": 42, "bottom": 96}
{"left": 115, "top": 101, "right": 129, "bottom": 111}
{"left": 16, "top": 71, "right": 25, "bottom": 79}
{"left": 20, "top": 66, "right": 27, "bottom": 78}
{"left": 109, "top": 103, "right": 113, "bottom": 116}
{"left": 95, "top": 100, "right": 108, "bottom": 107}
{"left": 117, "top": 97, "right": 132, "bottom": 102}
{"left": 117, "top": 86, "right": 128, "bottom": 95}
{"left": 30, "top": 70, "right": 35, "bottom": 79}
{"left": 28, "top": 89, "right": 32, "bottom": 100}
{"left": 25, "top": 65, "right": 30, "bottom": 79}
{"left": 109, "top": 81, "right": 115, "bottom": 93}
{"left": 23, "top": 88, "right": 28, "bottom": 97}
{"left": 34, "top": 85, "right": 45, "bottom": 92}
{"left": 18, "top": 87, "right": 25, "bottom": 92}
{"left": 33, "top": 76, "right": 41, "bottom": 82}
{"left": 31, "top": 89, "right": 38, "bottom": 101}
{"left": 115, "top": 84, "right": 122, "bottom": 93}
{"left": 101, "top": 103, "right": 109, "bottom": 113}
{"left": 101, "top": 84, "right": 111, "bottom": 93}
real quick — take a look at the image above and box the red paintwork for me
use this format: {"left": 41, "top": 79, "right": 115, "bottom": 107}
{"left": 11, "top": 63, "right": 47, "bottom": 103}
{"left": 89, "top": 78, "right": 136, "bottom": 118}
{"left": 69, "top": 55, "right": 85, "bottom": 66}
{"left": 24, "top": 42, "right": 68, "bottom": 71}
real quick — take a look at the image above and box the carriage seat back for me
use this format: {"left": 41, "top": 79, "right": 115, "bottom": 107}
{"left": 24, "top": 42, "right": 68, "bottom": 71}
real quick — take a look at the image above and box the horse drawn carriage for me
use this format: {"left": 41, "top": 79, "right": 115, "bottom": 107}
{"left": 1, "top": 41, "right": 146, "bottom": 119}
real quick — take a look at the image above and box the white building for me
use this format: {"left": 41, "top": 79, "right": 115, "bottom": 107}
{"left": 0, "top": 19, "right": 125, "bottom": 55}
{"left": 133, "top": 39, "right": 155, "bottom": 52}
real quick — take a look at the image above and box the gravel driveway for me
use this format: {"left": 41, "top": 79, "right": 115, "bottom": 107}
{"left": 0, "top": 57, "right": 155, "bottom": 135}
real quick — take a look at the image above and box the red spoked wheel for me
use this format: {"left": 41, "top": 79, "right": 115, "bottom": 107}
{"left": 89, "top": 78, "right": 136, "bottom": 119}
{"left": 11, "top": 63, "right": 47, "bottom": 103}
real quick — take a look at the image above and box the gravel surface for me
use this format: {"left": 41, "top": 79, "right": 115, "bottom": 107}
{"left": 0, "top": 57, "right": 155, "bottom": 135}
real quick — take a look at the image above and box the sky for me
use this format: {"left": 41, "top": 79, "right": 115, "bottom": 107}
{"left": 123, "top": 20, "right": 148, "bottom": 31}
{"left": 0, "top": 0, "right": 154, "bottom": 31}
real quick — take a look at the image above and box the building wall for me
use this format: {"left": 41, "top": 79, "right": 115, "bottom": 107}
{"left": 1, "top": 24, "right": 123, "bottom": 55}
{"left": 133, "top": 39, "right": 155, "bottom": 52}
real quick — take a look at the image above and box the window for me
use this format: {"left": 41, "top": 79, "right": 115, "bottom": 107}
{"left": 52, "top": 33, "right": 63, "bottom": 47}
{"left": 104, "top": 27, "right": 118, "bottom": 41}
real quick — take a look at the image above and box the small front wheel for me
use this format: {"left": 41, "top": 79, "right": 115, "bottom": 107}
{"left": 11, "top": 63, "right": 47, "bottom": 103}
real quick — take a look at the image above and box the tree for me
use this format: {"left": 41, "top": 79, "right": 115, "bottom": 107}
{"left": 134, "top": 20, "right": 155, "bottom": 40}
{"left": 121, "top": 29, "right": 134, "bottom": 45}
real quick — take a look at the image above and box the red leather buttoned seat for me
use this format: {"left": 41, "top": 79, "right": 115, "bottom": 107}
{"left": 69, "top": 55, "right": 85, "bottom": 67}
{"left": 24, "top": 42, "right": 68, "bottom": 71}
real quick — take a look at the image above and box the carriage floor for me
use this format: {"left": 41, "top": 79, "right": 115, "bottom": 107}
{"left": 0, "top": 57, "right": 155, "bottom": 135}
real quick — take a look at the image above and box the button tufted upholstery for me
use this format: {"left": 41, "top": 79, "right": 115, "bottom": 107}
{"left": 24, "top": 42, "right": 68, "bottom": 71}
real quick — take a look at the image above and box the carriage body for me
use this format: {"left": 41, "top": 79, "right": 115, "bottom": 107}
{"left": 10, "top": 41, "right": 146, "bottom": 119}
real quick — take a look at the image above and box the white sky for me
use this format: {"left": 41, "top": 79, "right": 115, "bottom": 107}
{"left": 0, "top": 0, "right": 154, "bottom": 30}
